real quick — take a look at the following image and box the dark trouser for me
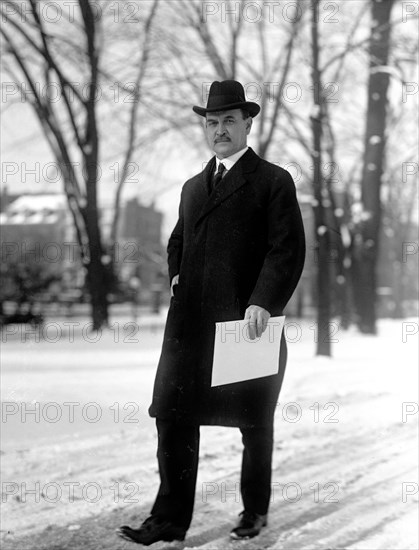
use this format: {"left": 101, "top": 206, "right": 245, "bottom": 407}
{"left": 150, "top": 418, "right": 274, "bottom": 530}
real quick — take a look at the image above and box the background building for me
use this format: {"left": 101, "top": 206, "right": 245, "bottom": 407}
{"left": 118, "top": 198, "right": 165, "bottom": 300}
{"left": 0, "top": 192, "right": 165, "bottom": 309}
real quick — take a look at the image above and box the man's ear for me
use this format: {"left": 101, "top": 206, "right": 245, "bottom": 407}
{"left": 246, "top": 117, "right": 253, "bottom": 134}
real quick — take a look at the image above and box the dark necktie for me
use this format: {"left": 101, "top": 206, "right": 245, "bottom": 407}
{"left": 212, "top": 162, "right": 226, "bottom": 191}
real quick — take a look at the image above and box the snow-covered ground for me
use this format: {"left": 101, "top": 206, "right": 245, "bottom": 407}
{"left": 1, "top": 316, "right": 418, "bottom": 549}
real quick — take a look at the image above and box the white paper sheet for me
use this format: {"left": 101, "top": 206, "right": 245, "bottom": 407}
{"left": 211, "top": 316, "right": 285, "bottom": 387}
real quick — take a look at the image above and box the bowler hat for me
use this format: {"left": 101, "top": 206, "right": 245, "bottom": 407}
{"left": 193, "top": 80, "right": 260, "bottom": 118}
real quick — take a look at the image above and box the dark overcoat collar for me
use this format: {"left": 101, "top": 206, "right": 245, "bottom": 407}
{"left": 195, "top": 147, "right": 260, "bottom": 228}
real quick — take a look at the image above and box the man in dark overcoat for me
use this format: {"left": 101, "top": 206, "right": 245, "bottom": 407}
{"left": 118, "top": 80, "right": 305, "bottom": 546}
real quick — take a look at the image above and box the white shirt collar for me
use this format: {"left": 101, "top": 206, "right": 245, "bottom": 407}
{"left": 215, "top": 146, "right": 248, "bottom": 172}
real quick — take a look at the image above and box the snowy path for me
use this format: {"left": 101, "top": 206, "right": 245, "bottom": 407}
{"left": 1, "top": 318, "right": 418, "bottom": 549}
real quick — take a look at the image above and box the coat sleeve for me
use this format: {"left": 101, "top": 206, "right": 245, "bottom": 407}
{"left": 248, "top": 169, "right": 305, "bottom": 314}
{"left": 167, "top": 189, "right": 184, "bottom": 284}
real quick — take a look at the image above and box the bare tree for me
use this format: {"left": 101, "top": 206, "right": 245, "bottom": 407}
{"left": 310, "top": 0, "right": 332, "bottom": 356}
{"left": 352, "top": 0, "right": 395, "bottom": 333}
{"left": 1, "top": 0, "right": 159, "bottom": 329}
{"left": 1, "top": 0, "right": 107, "bottom": 328}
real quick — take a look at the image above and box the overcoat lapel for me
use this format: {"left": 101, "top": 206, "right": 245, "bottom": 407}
{"left": 195, "top": 148, "right": 260, "bottom": 228}
{"left": 202, "top": 156, "right": 216, "bottom": 196}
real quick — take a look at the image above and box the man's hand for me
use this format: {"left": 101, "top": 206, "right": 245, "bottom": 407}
{"left": 244, "top": 305, "right": 271, "bottom": 340}
{"left": 170, "top": 274, "right": 179, "bottom": 297}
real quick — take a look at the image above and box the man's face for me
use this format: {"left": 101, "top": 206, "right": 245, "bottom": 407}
{"left": 205, "top": 109, "right": 252, "bottom": 159}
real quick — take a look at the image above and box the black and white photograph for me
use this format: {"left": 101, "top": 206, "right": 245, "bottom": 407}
{"left": 1, "top": 1, "right": 418, "bottom": 549}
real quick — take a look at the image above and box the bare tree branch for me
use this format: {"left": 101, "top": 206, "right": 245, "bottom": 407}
{"left": 110, "top": 0, "right": 160, "bottom": 244}
{"left": 259, "top": 14, "right": 302, "bottom": 157}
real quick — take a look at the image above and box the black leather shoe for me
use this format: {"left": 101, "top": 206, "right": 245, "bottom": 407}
{"left": 230, "top": 510, "right": 267, "bottom": 539}
{"left": 117, "top": 516, "right": 186, "bottom": 545}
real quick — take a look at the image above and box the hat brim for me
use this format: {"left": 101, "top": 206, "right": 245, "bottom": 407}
{"left": 192, "top": 101, "right": 260, "bottom": 118}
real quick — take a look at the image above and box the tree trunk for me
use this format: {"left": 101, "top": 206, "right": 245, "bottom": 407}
{"left": 392, "top": 260, "right": 404, "bottom": 318}
{"left": 83, "top": 154, "right": 110, "bottom": 330}
{"left": 85, "top": 252, "right": 110, "bottom": 330}
{"left": 81, "top": 0, "right": 110, "bottom": 330}
{"left": 83, "top": 136, "right": 110, "bottom": 329}
{"left": 354, "top": 0, "right": 395, "bottom": 334}
{"left": 311, "top": 0, "right": 332, "bottom": 356}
